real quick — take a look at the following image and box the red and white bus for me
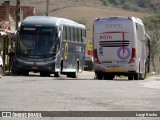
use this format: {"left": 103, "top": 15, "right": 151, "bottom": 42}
{"left": 93, "top": 16, "right": 150, "bottom": 80}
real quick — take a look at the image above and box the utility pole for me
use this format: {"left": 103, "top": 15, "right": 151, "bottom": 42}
{"left": 16, "top": 0, "right": 20, "bottom": 30}
{"left": 6, "top": 1, "right": 10, "bottom": 20}
{"left": 46, "top": 0, "right": 49, "bottom": 16}
{"left": 148, "top": 0, "right": 150, "bottom": 13}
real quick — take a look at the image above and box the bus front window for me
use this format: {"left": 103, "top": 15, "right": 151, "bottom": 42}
{"left": 18, "top": 30, "right": 36, "bottom": 55}
{"left": 18, "top": 27, "right": 58, "bottom": 56}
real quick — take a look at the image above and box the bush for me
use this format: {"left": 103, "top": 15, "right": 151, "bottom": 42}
{"left": 100, "top": 0, "right": 109, "bottom": 6}
{"left": 143, "top": 15, "right": 160, "bottom": 31}
{"left": 73, "top": 18, "right": 87, "bottom": 26}
{"left": 122, "top": 1, "right": 132, "bottom": 10}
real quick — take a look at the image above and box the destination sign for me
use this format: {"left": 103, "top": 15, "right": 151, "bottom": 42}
{"left": 42, "top": 28, "right": 52, "bottom": 32}
{"left": 23, "top": 28, "right": 35, "bottom": 31}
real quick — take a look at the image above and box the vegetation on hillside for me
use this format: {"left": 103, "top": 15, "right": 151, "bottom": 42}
{"left": 0, "top": 0, "right": 159, "bottom": 13}
{"left": 143, "top": 15, "right": 160, "bottom": 72}
{"left": 150, "top": 29, "right": 160, "bottom": 72}
{"left": 143, "top": 15, "right": 160, "bottom": 31}
{"left": 100, "top": 0, "right": 160, "bottom": 13}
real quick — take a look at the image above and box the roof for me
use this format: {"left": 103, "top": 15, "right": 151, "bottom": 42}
{"left": 21, "top": 16, "right": 86, "bottom": 29}
{"left": 0, "top": 31, "right": 7, "bottom": 37}
{"left": 0, "top": 29, "right": 12, "bottom": 37}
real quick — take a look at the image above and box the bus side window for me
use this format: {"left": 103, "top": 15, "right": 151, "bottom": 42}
{"left": 80, "top": 29, "right": 82, "bottom": 43}
{"left": 73, "top": 28, "right": 75, "bottom": 42}
{"left": 63, "top": 26, "right": 68, "bottom": 41}
{"left": 77, "top": 28, "right": 79, "bottom": 42}
{"left": 65, "top": 26, "right": 68, "bottom": 41}
{"left": 82, "top": 29, "right": 86, "bottom": 38}
{"left": 67, "top": 27, "right": 70, "bottom": 41}
{"left": 77, "top": 28, "right": 81, "bottom": 43}
{"left": 77, "top": 28, "right": 79, "bottom": 43}
{"left": 71, "top": 27, "right": 74, "bottom": 42}
{"left": 75, "top": 28, "right": 78, "bottom": 42}
{"left": 82, "top": 29, "right": 86, "bottom": 43}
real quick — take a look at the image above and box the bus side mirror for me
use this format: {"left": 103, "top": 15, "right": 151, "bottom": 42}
{"left": 54, "top": 31, "right": 62, "bottom": 52}
{"left": 13, "top": 30, "right": 19, "bottom": 43}
{"left": 58, "top": 31, "right": 62, "bottom": 42}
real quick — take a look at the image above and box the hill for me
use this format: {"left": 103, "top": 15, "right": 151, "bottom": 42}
{"left": 100, "top": 0, "right": 160, "bottom": 13}
{"left": 50, "top": 6, "right": 151, "bottom": 40}
{"left": 2, "top": 0, "right": 158, "bottom": 40}
{"left": 5, "top": 0, "right": 160, "bottom": 13}
{"left": 27, "top": 0, "right": 154, "bottom": 40}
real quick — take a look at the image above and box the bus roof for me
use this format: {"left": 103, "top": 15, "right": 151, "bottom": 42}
{"left": 95, "top": 16, "right": 143, "bottom": 24}
{"left": 21, "top": 16, "right": 86, "bottom": 29}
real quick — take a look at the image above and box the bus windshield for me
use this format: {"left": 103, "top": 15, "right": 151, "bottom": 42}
{"left": 18, "top": 26, "right": 58, "bottom": 56}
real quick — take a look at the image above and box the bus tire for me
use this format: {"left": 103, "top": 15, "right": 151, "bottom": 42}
{"left": 96, "top": 72, "right": 103, "bottom": 80}
{"left": 72, "top": 63, "right": 79, "bottom": 78}
{"left": 54, "top": 72, "right": 60, "bottom": 77}
{"left": 128, "top": 74, "right": 134, "bottom": 80}
{"left": 139, "top": 64, "right": 147, "bottom": 80}
{"left": 23, "top": 71, "right": 29, "bottom": 76}
{"left": 67, "top": 73, "right": 72, "bottom": 78}
{"left": 0, "top": 66, "right": 2, "bottom": 77}
{"left": 134, "top": 73, "right": 139, "bottom": 80}
{"left": 11, "top": 62, "right": 21, "bottom": 75}
{"left": 60, "top": 61, "right": 63, "bottom": 74}
{"left": 104, "top": 74, "right": 114, "bottom": 80}
{"left": 40, "top": 72, "right": 50, "bottom": 77}
{"left": 134, "top": 63, "right": 140, "bottom": 80}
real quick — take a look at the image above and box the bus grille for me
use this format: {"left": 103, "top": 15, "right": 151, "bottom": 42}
{"left": 99, "top": 40, "right": 129, "bottom": 47}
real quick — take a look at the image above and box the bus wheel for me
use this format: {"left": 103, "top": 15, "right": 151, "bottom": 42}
{"left": 104, "top": 74, "right": 114, "bottom": 80}
{"left": 134, "top": 73, "right": 139, "bottom": 80}
{"left": 11, "top": 62, "right": 21, "bottom": 75}
{"left": 134, "top": 63, "right": 140, "bottom": 80}
{"left": 40, "top": 72, "right": 50, "bottom": 77}
{"left": 23, "top": 71, "right": 29, "bottom": 76}
{"left": 96, "top": 72, "right": 103, "bottom": 80}
{"left": 128, "top": 74, "right": 134, "bottom": 80}
{"left": 139, "top": 72, "right": 145, "bottom": 80}
{"left": 54, "top": 72, "right": 60, "bottom": 77}
{"left": 71, "top": 63, "right": 79, "bottom": 78}
{"left": 60, "top": 61, "right": 63, "bottom": 74}
{"left": 139, "top": 64, "right": 147, "bottom": 80}
{"left": 67, "top": 73, "right": 72, "bottom": 78}
{"left": 0, "top": 66, "right": 2, "bottom": 77}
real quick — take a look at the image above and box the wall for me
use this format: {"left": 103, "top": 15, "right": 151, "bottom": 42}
{"left": 0, "top": 1, "right": 35, "bottom": 22}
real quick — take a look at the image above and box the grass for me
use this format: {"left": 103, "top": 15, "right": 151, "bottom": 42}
{"left": 146, "top": 72, "right": 160, "bottom": 78}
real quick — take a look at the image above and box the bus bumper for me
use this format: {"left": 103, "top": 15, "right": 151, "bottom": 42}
{"left": 14, "top": 59, "right": 60, "bottom": 73}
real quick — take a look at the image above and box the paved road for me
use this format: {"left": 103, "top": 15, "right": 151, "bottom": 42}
{"left": 0, "top": 71, "right": 160, "bottom": 120}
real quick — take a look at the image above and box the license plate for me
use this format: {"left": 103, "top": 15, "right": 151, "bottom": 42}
{"left": 32, "top": 67, "right": 38, "bottom": 69}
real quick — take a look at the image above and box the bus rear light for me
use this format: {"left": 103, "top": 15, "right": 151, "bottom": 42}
{"left": 129, "top": 48, "right": 136, "bottom": 63}
{"left": 128, "top": 16, "right": 133, "bottom": 20}
{"left": 95, "top": 18, "right": 100, "bottom": 21}
{"left": 93, "top": 49, "right": 101, "bottom": 64}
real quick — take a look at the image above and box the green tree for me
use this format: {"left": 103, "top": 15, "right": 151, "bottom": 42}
{"left": 150, "top": 29, "right": 160, "bottom": 72}
{"left": 122, "top": 1, "right": 132, "bottom": 10}
{"left": 139, "top": 0, "right": 150, "bottom": 8}
{"left": 108, "top": 0, "right": 121, "bottom": 6}
{"left": 114, "top": 0, "right": 121, "bottom": 6}
{"left": 74, "top": 18, "right": 87, "bottom": 26}
{"left": 101, "top": 0, "right": 109, "bottom": 6}
{"left": 143, "top": 15, "right": 160, "bottom": 72}
{"left": 143, "top": 15, "right": 160, "bottom": 31}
